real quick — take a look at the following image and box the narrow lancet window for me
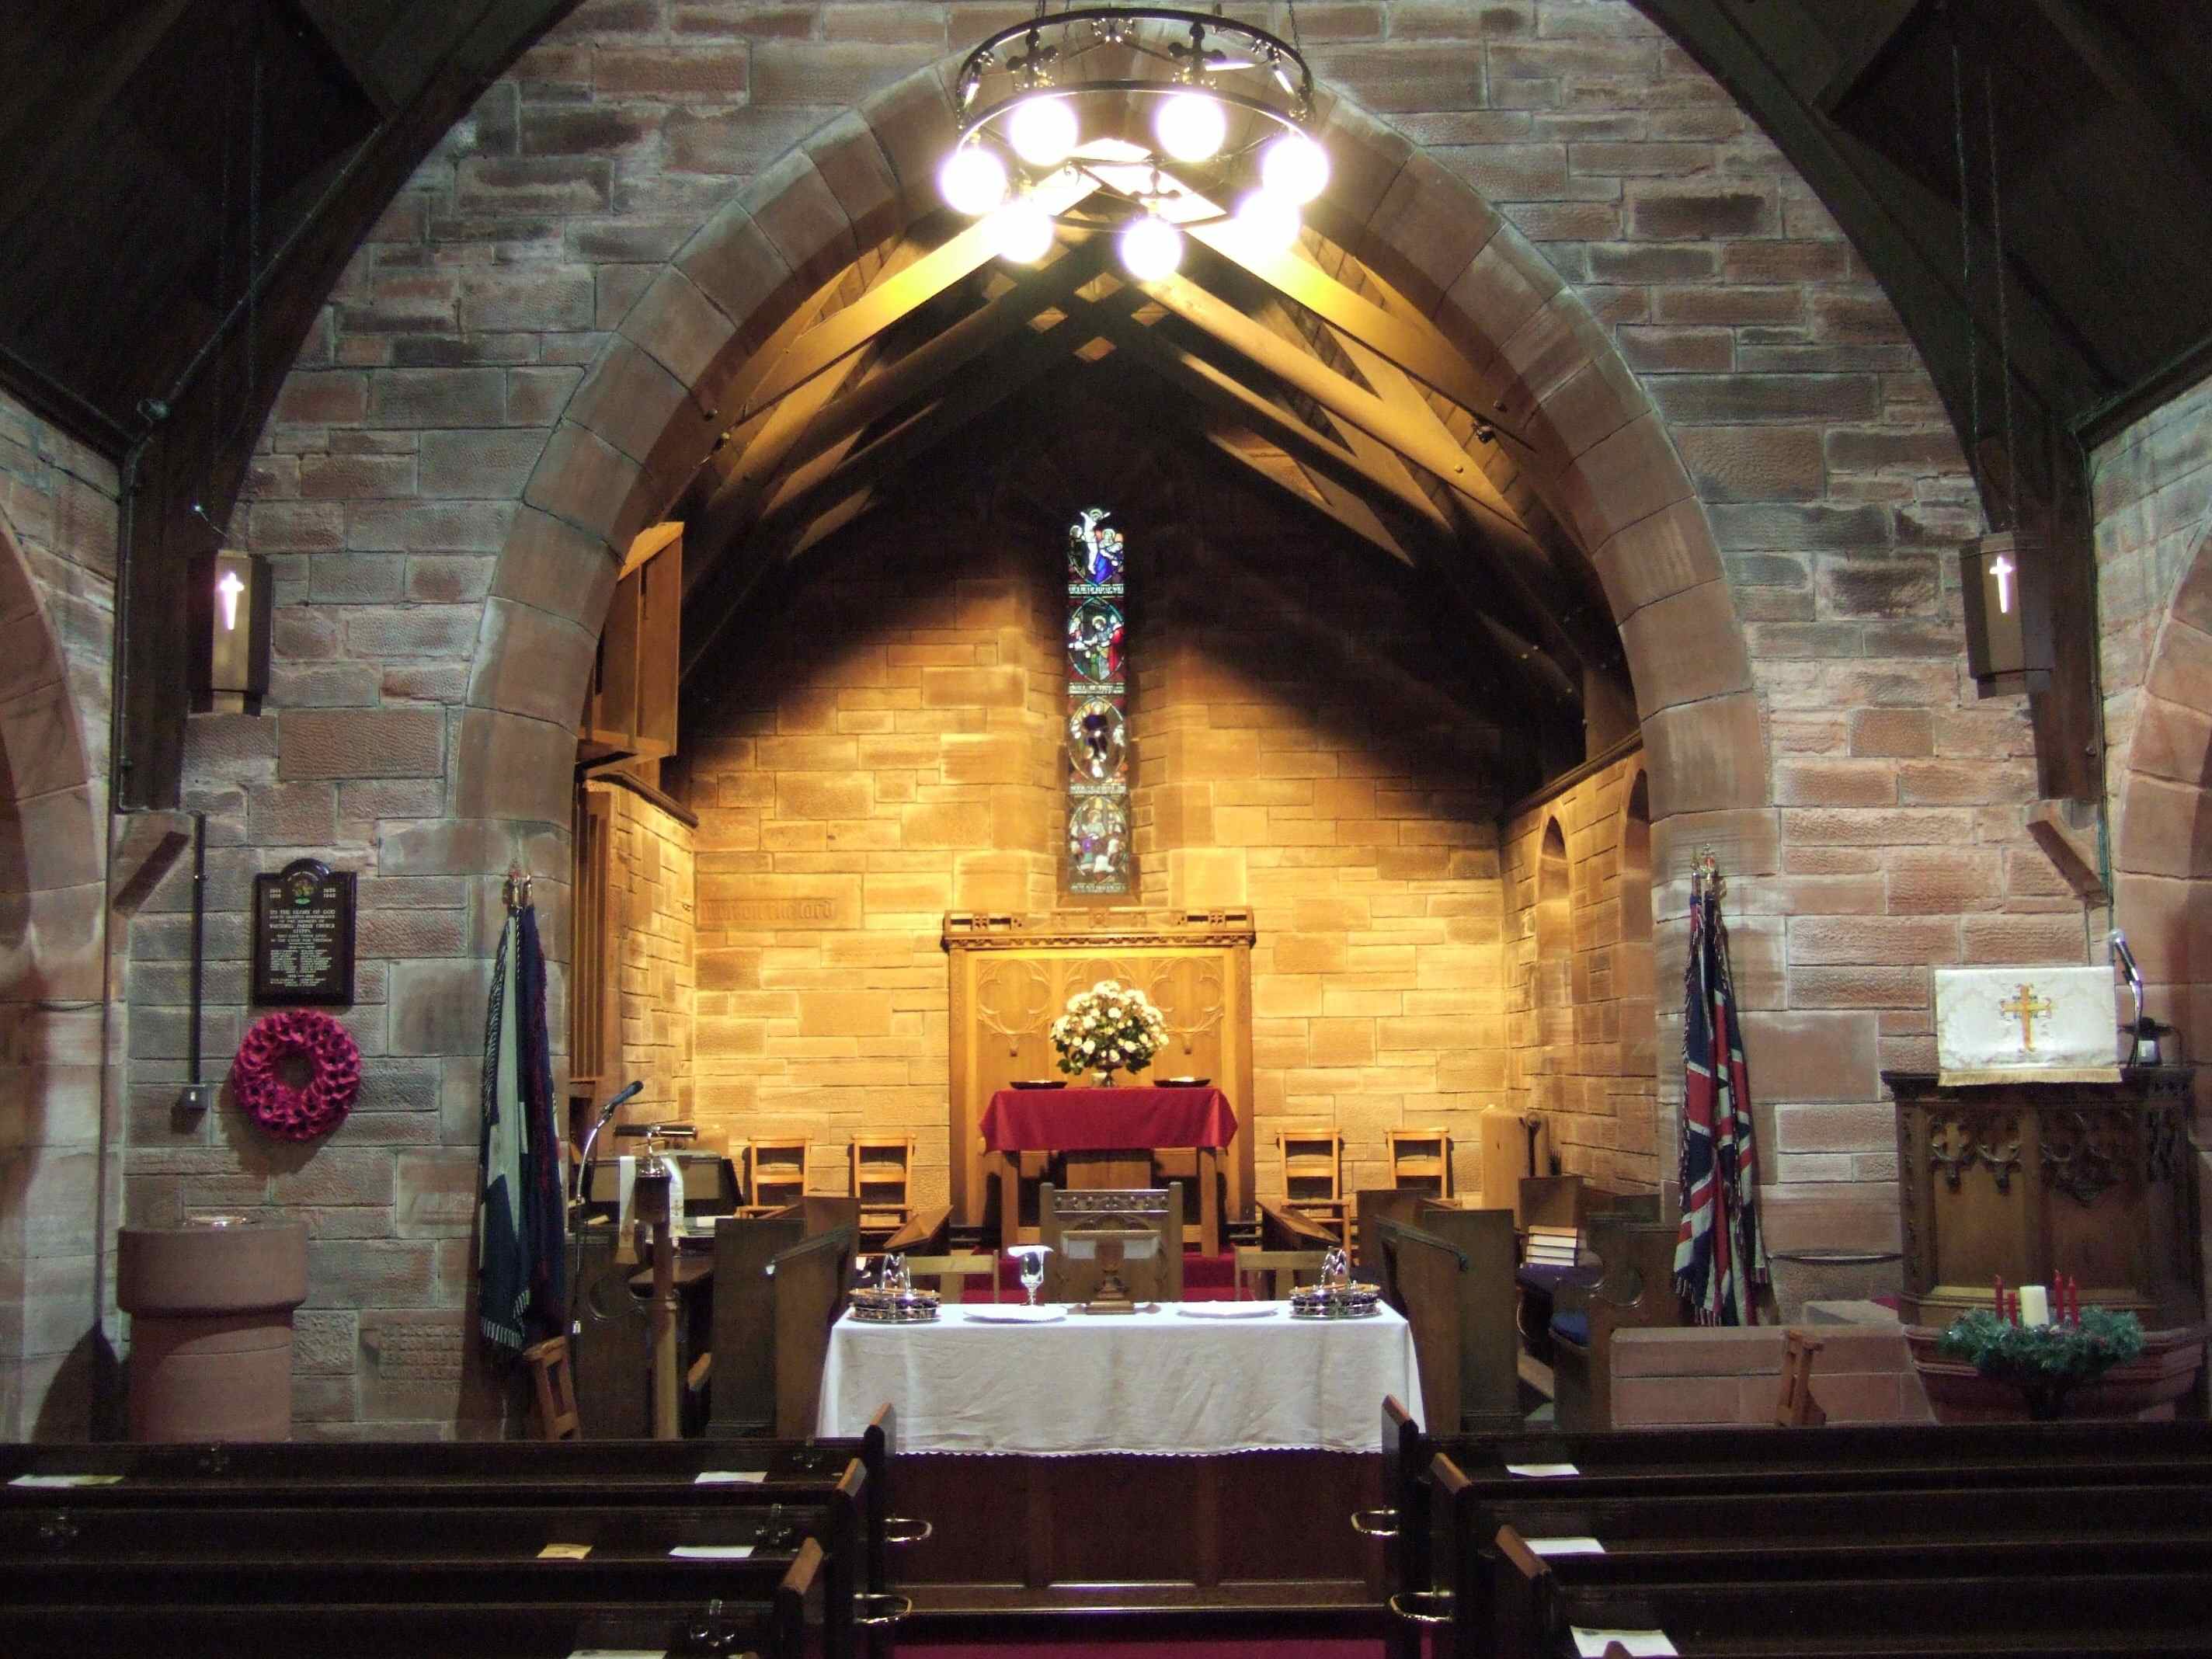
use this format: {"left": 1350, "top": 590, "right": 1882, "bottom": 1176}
{"left": 1065, "top": 507, "right": 1130, "bottom": 895}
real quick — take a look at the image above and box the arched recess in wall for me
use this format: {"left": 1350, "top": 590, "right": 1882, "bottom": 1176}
{"left": 1617, "top": 770, "right": 1658, "bottom": 1177}
{"left": 447, "top": 63, "right": 1765, "bottom": 914}
{"left": 0, "top": 506, "right": 106, "bottom": 1438}
{"left": 1532, "top": 817, "right": 1573, "bottom": 1098}
{"left": 2109, "top": 517, "right": 2212, "bottom": 1093}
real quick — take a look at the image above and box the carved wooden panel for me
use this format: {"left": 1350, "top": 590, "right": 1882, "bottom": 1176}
{"left": 944, "top": 910, "right": 1257, "bottom": 1230}
{"left": 1887, "top": 1068, "right": 2203, "bottom": 1328}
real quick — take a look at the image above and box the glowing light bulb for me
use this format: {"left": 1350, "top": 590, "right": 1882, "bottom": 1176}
{"left": 1260, "top": 132, "right": 1330, "bottom": 204}
{"left": 1118, "top": 214, "right": 1184, "bottom": 281}
{"left": 1009, "top": 96, "right": 1078, "bottom": 168}
{"left": 1233, "top": 188, "right": 1301, "bottom": 252}
{"left": 1154, "top": 92, "right": 1226, "bottom": 164}
{"left": 989, "top": 197, "right": 1056, "bottom": 265}
{"left": 937, "top": 146, "right": 1008, "bottom": 216}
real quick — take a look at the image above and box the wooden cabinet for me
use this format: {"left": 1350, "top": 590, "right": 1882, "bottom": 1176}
{"left": 1887, "top": 1068, "right": 2202, "bottom": 1328}
{"left": 580, "top": 522, "right": 680, "bottom": 765}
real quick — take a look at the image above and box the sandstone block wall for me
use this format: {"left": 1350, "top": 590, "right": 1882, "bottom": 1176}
{"left": 62, "top": 0, "right": 2125, "bottom": 1433}
{"left": 1504, "top": 752, "right": 1657, "bottom": 1193}
{"left": 586, "top": 778, "right": 696, "bottom": 1127}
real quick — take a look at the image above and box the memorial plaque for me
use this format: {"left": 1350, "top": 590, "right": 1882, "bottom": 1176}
{"left": 252, "top": 857, "right": 356, "bottom": 1006}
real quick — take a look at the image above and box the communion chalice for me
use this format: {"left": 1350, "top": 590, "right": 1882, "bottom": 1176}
{"left": 1006, "top": 1244, "right": 1052, "bottom": 1307}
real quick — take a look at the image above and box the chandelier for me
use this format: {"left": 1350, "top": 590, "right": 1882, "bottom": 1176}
{"left": 938, "top": 5, "right": 1330, "bottom": 280}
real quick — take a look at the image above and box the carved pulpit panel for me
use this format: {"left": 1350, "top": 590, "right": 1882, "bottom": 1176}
{"left": 944, "top": 910, "right": 1257, "bottom": 1230}
{"left": 1890, "top": 1068, "right": 2202, "bottom": 1328}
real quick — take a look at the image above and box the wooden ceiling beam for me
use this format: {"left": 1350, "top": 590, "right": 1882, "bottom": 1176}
{"left": 1136, "top": 269, "right": 1533, "bottom": 543}
{"left": 1184, "top": 218, "right": 1503, "bottom": 426}
{"left": 754, "top": 311, "right": 1099, "bottom": 536}
{"left": 0, "top": 0, "right": 193, "bottom": 248}
{"left": 2027, "top": 0, "right": 2212, "bottom": 186}
{"left": 1072, "top": 297, "right": 1453, "bottom": 539}
{"left": 739, "top": 174, "right": 1100, "bottom": 419}
{"left": 1195, "top": 426, "right": 1415, "bottom": 568}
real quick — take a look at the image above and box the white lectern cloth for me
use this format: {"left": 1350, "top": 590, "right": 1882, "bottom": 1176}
{"left": 816, "top": 1301, "right": 1424, "bottom": 1455}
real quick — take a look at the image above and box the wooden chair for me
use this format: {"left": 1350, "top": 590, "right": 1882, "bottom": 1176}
{"left": 1549, "top": 1217, "right": 1684, "bottom": 1431}
{"left": 1387, "top": 1126, "right": 1454, "bottom": 1202}
{"left": 1038, "top": 1183, "right": 1184, "bottom": 1305}
{"left": 1234, "top": 1246, "right": 1328, "bottom": 1300}
{"left": 900, "top": 1252, "right": 998, "bottom": 1303}
{"left": 1775, "top": 1328, "right": 1828, "bottom": 1428}
{"left": 745, "top": 1136, "right": 812, "bottom": 1216}
{"left": 1277, "top": 1125, "right": 1350, "bottom": 1247}
{"left": 520, "top": 1334, "right": 580, "bottom": 1441}
{"left": 848, "top": 1133, "right": 915, "bottom": 1247}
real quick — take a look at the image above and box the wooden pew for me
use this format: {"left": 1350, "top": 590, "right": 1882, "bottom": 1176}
{"left": 2, "top": 1410, "right": 923, "bottom": 1651}
{"left": 882, "top": 1205, "right": 953, "bottom": 1255}
{"left": 1373, "top": 1208, "right": 1520, "bottom": 1434}
{"left": 2, "top": 1546, "right": 822, "bottom": 1658}
{"left": 702, "top": 1213, "right": 857, "bottom": 1438}
{"left": 1376, "top": 1409, "right": 2212, "bottom": 1658}
{"left": 1479, "top": 1470, "right": 2212, "bottom": 1657}
{"left": 1261, "top": 1198, "right": 1342, "bottom": 1254}
{"left": 1549, "top": 1216, "right": 1680, "bottom": 1431}
{"left": 1, "top": 1465, "right": 868, "bottom": 1657}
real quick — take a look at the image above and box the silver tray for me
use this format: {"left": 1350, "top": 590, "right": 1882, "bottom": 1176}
{"left": 849, "top": 1289, "right": 941, "bottom": 1324}
{"left": 1289, "top": 1283, "right": 1383, "bottom": 1320}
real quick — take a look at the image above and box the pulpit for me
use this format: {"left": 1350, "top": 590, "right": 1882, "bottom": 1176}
{"left": 1887, "top": 1068, "right": 2203, "bottom": 1327}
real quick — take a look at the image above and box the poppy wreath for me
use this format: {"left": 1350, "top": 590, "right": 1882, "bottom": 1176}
{"left": 232, "top": 1009, "right": 362, "bottom": 1142}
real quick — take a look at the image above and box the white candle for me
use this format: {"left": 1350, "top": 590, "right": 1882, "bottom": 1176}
{"left": 2018, "top": 1284, "right": 2050, "bottom": 1327}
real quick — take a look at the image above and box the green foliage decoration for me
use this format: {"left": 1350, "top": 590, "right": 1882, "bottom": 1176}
{"left": 1937, "top": 1307, "right": 2145, "bottom": 1386}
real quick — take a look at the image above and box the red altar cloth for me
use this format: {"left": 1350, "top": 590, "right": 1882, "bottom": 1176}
{"left": 980, "top": 1086, "right": 1237, "bottom": 1153}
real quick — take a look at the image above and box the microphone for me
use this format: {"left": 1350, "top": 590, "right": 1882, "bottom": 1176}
{"left": 573, "top": 1080, "right": 647, "bottom": 1203}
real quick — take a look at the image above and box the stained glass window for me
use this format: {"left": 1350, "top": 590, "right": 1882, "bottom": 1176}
{"left": 1066, "top": 507, "right": 1130, "bottom": 894}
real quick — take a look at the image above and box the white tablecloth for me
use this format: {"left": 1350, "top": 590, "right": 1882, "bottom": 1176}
{"left": 816, "top": 1302, "right": 1424, "bottom": 1455}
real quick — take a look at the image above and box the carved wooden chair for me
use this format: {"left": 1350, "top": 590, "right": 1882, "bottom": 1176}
{"left": 1387, "top": 1127, "right": 1454, "bottom": 1202}
{"left": 1277, "top": 1125, "right": 1349, "bottom": 1247}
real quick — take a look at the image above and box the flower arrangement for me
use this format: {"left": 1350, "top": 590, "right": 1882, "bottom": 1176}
{"left": 1051, "top": 979, "right": 1170, "bottom": 1081}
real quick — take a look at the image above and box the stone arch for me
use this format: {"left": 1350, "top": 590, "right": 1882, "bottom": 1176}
{"left": 453, "top": 63, "right": 1764, "bottom": 909}
{"left": 0, "top": 501, "right": 106, "bottom": 1438}
{"left": 2109, "top": 518, "right": 2212, "bottom": 1066}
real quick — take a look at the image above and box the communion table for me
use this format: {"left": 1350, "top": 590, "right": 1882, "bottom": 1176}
{"left": 818, "top": 1302, "right": 1417, "bottom": 1612}
{"left": 982, "top": 1084, "right": 1236, "bottom": 1253}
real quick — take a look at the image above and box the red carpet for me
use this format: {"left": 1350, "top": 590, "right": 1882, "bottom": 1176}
{"left": 909, "top": 1643, "right": 1380, "bottom": 1657}
{"left": 967, "top": 1250, "right": 1243, "bottom": 1303}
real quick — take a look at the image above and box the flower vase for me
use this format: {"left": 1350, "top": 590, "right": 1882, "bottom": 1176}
{"left": 1095, "top": 1066, "right": 1118, "bottom": 1087}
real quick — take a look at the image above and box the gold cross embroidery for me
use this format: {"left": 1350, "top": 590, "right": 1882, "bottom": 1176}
{"left": 1999, "top": 983, "right": 2055, "bottom": 1051}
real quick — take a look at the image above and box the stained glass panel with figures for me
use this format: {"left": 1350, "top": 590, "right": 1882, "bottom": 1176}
{"left": 1065, "top": 508, "right": 1131, "bottom": 894}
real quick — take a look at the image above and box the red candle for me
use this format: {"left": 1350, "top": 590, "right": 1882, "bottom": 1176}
{"left": 2008, "top": 1289, "right": 2021, "bottom": 1327}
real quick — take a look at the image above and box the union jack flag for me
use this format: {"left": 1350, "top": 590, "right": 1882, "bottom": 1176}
{"left": 1674, "top": 869, "right": 1767, "bottom": 1325}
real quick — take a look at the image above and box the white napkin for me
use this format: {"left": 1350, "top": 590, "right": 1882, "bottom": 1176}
{"left": 1506, "top": 1462, "right": 1580, "bottom": 1477}
{"left": 1526, "top": 1536, "right": 1605, "bottom": 1556}
{"left": 693, "top": 1470, "right": 766, "bottom": 1485}
{"left": 669, "top": 1544, "right": 753, "bottom": 1559}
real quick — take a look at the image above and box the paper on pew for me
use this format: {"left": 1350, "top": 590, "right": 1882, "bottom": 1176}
{"left": 567, "top": 1650, "right": 666, "bottom": 1658}
{"left": 1504, "top": 1462, "right": 1579, "bottom": 1477}
{"left": 694, "top": 1469, "right": 767, "bottom": 1484}
{"left": 1572, "top": 1629, "right": 1676, "bottom": 1657}
{"left": 670, "top": 1544, "right": 754, "bottom": 1559}
{"left": 9, "top": 1473, "right": 122, "bottom": 1487}
{"left": 1526, "top": 1536, "right": 1605, "bottom": 1556}
{"left": 539, "top": 1543, "right": 592, "bottom": 1560}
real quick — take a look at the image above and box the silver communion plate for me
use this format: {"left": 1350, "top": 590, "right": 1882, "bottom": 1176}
{"left": 1289, "top": 1282, "right": 1384, "bottom": 1320}
{"left": 848, "top": 1288, "right": 941, "bottom": 1324}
